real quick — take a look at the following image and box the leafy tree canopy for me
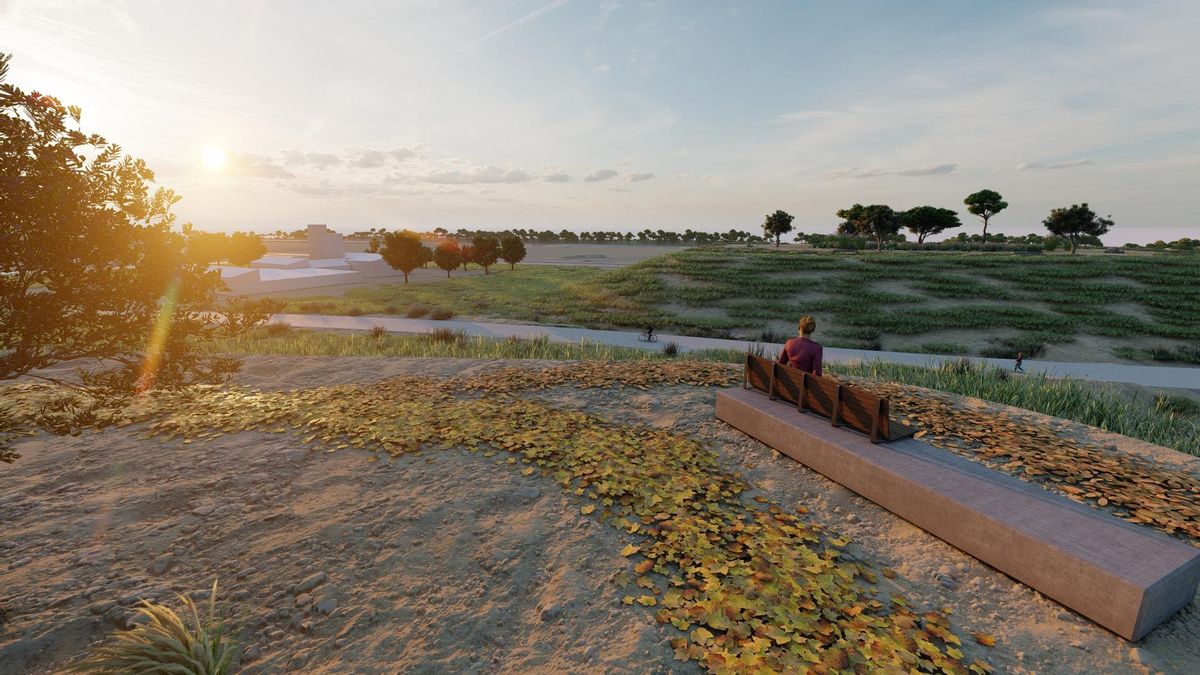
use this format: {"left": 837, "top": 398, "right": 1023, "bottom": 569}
{"left": 499, "top": 233, "right": 527, "bottom": 270}
{"left": 762, "top": 209, "right": 794, "bottom": 247}
{"left": 901, "top": 206, "right": 961, "bottom": 244}
{"left": 432, "top": 240, "right": 463, "bottom": 278}
{"left": 836, "top": 204, "right": 901, "bottom": 250}
{"left": 963, "top": 189, "right": 1008, "bottom": 241}
{"left": 0, "top": 52, "right": 272, "bottom": 387}
{"left": 379, "top": 230, "right": 431, "bottom": 283}
{"left": 1043, "top": 203, "right": 1113, "bottom": 254}
{"left": 470, "top": 234, "right": 500, "bottom": 273}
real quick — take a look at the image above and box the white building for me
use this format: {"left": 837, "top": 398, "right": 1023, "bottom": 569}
{"left": 215, "top": 224, "right": 393, "bottom": 295}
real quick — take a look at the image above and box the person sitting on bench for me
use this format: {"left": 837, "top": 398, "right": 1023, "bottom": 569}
{"left": 777, "top": 315, "right": 823, "bottom": 376}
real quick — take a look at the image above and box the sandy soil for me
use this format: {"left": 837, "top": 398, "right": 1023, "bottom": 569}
{"left": 2, "top": 356, "right": 1197, "bottom": 674}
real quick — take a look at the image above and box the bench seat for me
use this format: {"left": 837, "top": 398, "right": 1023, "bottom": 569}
{"left": 716, "top": 387, "right": 1200, "bottom": 640}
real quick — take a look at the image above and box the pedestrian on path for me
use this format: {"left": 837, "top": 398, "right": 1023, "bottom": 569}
{"left": 1014, "top": 351, "right": 1025, "bottom": 373}
{"left": 778, "top": 315, "right": 823, "bottom": 376}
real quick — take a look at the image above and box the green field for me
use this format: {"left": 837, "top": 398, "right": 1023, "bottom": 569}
{"left": 273, "top": 248, "right": 1200, "bottom": 363}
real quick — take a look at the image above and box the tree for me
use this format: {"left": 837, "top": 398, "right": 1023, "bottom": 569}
{"left": 836, "top": 204, "right": 901, "bottom": 250}
{"left": 471, "top": 234, "right": 500, "bottom": 274}
{"left": 901, "top": 206, "right": 961, "bottom": 244}
{"left": 1043, "top": 203, "right": 1113, "bottom": 255}
{"left": 963, "top": 189, "right": 1008, "bottom": 242}
{"left": 227, "top": 231, "right": 266, "bottom": 266}
{"left": 762, "top": 210, "right": 794, "bottom": 247}
{"left": 459, "top": 243, "right": 475, "bottom": 271}
{"left": 499, "top": 233, "right": 527, "bottom": 270}
{"left": 0, "top": 52, "right": 273, "bottom": 388}
{"left": 379, "top": 229, "right": 430, "bottom": 283}
{"left": 186, "top": 231, "right": 230, "bottom": 265}
{"left": 433, "top": 240, "right": 463, "bottom": 277}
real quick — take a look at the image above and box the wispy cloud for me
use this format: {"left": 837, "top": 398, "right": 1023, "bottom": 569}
{"left": 896, "top": 163, "right": 957, "bottom": 176}
{"left": 1014, "top": 159, "right": 1094, "bottom": 171}
{"left": 826, "top": 167, "right": 888, "bottom": 179}
{"left": 626, "top": 172, "right": 655, "bottom": 182}
{"left": 543, "top": 172, "right": 571, "bottom": 182}
{"left": 468, "top": 0, "right": 572, "bottom": 48}
{"left": 420, "top": 165, "right": 532, "bottom": 184}
{"left": 584, "top": 169, "right": 619, "bottom": 182}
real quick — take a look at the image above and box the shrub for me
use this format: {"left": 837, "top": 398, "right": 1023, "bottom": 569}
{"left": 759, "top": 328, "right": 789, "bottom": 343}
{"left": 662, "top": 341, "right": 679, "bottom": 357}
{"left": 345, "top": 307, "right": 365, "bottom": 317}
{"left": 980, "top": 336, "right": 1045, "bottom": 359}
{"left": 916, "top": 342, "right": 968, "bottom": 355}
{"left": 369, "top": 325, "right": 387, "bottom": 338}
{"left": 383, "top": 305, "right": 400, "bottom": 314}
{"left": 264, "top": 322, "right": 291, "bottom": 337}
{"left": 430, "top": 308, "right": 454, "bottom": 321}
{"left": 427, "top": 328, "right": 465, "bottom": 344}
{"left": 405, "top": 305, "right": 429, "bottom": 318}
{"left": 68, "top": 581, "right": 235, "bottom": 674}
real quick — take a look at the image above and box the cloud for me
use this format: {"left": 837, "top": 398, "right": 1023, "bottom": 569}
{"left": 584, "top": 169, "right": 619, "bottom": 182}
{"left": 281, "top": 150, "right": 341, "bottom": 169}
{"left": 626, "top": 172, "right": 655, "bottom": 182}
{"left": 420, "top": 165, "right": 533, "bottom": 184}
{"left": 896, "top": 163, "right": 957, "bottom": 176}
{"left": 389, "top": 146, "right": 419, "bottom": 161}
{"left": 227, "top": 152, "right": 294, "bottom": 179}
{"left": 825, "top": 167, "right": 888, "bottom": 179}
{"left": 1014, "top": 159, "right": 1094, "bottom": 171}
{"left": 543, "top": 172, "right": 571, "bottom": 182}
{"left": 351, "top": 149, "right": 388, "bottom": 169}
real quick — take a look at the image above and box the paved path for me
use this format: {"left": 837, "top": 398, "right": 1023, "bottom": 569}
{"left": 272, "top": 313, "right": 1200, "bottom": 390}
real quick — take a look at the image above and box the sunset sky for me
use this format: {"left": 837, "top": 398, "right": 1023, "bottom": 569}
{"left": 2, "top": 0, "right": 1198, "bottom": 242}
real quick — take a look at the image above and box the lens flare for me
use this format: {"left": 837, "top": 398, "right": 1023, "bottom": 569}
{"left": 136, "top": 281, "right": 180, "bottom": 393}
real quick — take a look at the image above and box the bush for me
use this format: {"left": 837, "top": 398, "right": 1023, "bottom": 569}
{"left": 405, "top": 305, "right": 429, "bottom": 318}
{"left": 68, "top": 581, "right": 235, "bottom": 674}
{"left": 980, "top": 336, "right": 1046, "bottom": 359}
{"left": 1155, "top": 394, "right": 1200, "bottom": 418}
{"left": 344, "top": 307, "right": 365, "bottom": 317}
{"left": 759, "top": 328, "right": 789, "bottom": 343}
{"left": 264, "top": 322, "right": 291, "bottom": 337}
{"left": 430, "top": 308, "right": 454, "bottom": 321}
{"left": 916, "top": 342, "right": 968, "bottom": 355}
{"left": 426, "top": 328, "right": 465, "bottom": 343}
{"left": 662, "top": 341, "right": 679, "bottom": 357}
{"left": 369, "top": 325, "right": 387, "bottom": 338}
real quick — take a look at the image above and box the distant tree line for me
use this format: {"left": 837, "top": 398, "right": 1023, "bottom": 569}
{"left": 373, "top": 231, "right": 528, "bottom": 282}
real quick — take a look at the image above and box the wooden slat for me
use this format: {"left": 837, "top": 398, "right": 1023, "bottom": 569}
{"left": 746, "top": 354, "right": 774, "bottom": 394}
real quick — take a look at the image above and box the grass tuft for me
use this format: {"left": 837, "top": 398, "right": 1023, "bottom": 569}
{"left": 68, "top": 580, "right": 235, "bottom": 675}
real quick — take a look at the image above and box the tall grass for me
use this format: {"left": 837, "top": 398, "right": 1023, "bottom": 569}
{"left": 204, "top": 328, "right": 744, "bottom": 363}
{"left": 830, "top": 359, "right": 1200, "bottom": 456}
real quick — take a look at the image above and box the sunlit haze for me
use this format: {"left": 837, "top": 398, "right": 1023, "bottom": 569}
{"left": 2, "top": 0, "right": 1197, "bottom": 242}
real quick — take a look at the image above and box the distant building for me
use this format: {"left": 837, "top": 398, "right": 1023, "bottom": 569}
{"left": 213, "top": 224, "right": 393, "bottom": 295}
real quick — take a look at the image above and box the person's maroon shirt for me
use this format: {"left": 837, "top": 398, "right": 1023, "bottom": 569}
{"left": 778, "top": 336, "right": 823, "bottom": 376}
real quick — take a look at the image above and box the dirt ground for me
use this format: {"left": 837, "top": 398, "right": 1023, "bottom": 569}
{"left": 2, "top": 356, "right": 1197, "bottom": 673}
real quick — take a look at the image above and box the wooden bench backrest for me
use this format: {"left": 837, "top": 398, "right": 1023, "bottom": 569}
{"left": 743, "top": 354, "right": 910, "bottom": 442}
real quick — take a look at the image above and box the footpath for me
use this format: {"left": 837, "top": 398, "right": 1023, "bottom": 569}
{"left": 272, "top": 313, "right": 1200, "bottom": 390}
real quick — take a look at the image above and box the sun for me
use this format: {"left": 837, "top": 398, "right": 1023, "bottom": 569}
{"left": 201, "top": 146, "right": 226, "bottom": 169}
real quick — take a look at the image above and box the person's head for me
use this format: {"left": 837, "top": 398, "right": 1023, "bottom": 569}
{"left": 797, "top": 315, "right": 816, "bottom": 336}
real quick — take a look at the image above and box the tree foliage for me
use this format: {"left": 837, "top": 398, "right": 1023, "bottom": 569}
{"left": 0, "top": 52, "right": 272, "bottom": 386}
{"left": 836, "top": 204, "right": 901, "bottom": 251}
{"left": 963, "top": 189, "right": 1008, "bottom": 242}
{"left": 762, "top": 210, "right": 794, "bottom": 248}
{"left": 901, "top": 206, "right": 961, "bottom": 244}
{"left": 433, "top": 240, "right": 463, "bottom": 278}
{"left": 1043, "top": 203, "right": 1113, "bottom": 254}
{"left": 379, "top": 230, "right": 430, "bottom": 283}
{"left": 499, "top": 232, "right": 527, "bottom": 270}
{"left": 226, "top": 232, "right": 266, "bottom": 266}
{"left": 470, "top": 233, "right": 500, "bottom": 274}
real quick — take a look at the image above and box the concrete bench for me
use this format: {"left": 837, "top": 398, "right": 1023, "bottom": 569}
{"left": 716, "top": 386, "right": 1200, "bottom": 640}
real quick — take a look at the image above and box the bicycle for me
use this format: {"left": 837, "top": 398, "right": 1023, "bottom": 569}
{"left": 638, "top": 327, "right": 659, "bottom": 343}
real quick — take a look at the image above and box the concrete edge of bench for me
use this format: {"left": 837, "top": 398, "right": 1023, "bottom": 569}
{"left": 715, "top": 387, "right": 1200, "bottom": 641}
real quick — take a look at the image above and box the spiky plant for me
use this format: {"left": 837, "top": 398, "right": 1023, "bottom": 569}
{"left": 69, "top": 580, "right": 235, "bottom": 675}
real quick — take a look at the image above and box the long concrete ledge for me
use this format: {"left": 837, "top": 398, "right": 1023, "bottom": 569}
{"left": 716, "top": 388, "right": 1200, "bottom": 640}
